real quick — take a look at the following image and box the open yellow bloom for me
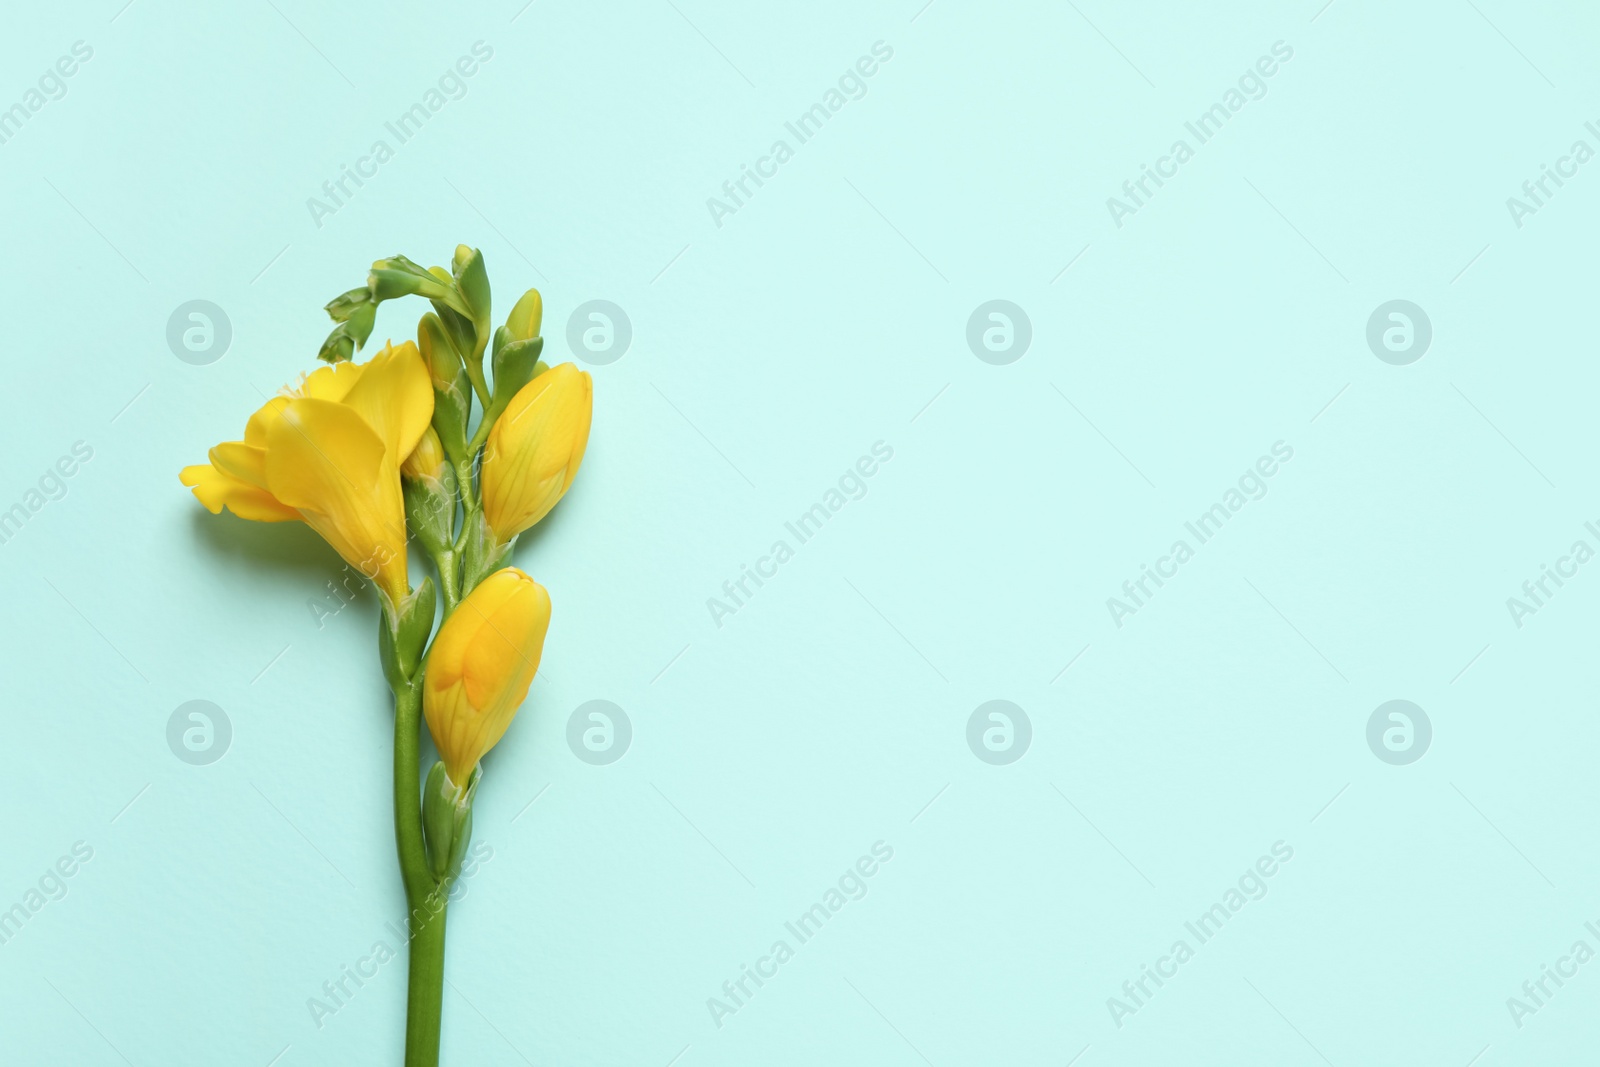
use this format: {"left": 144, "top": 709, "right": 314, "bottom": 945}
{"left": 423, "top": 568, "right": 551, "bottom": 784}
{"left": 179, "top": 341, "right": 433, "bottom": 611}
{"left": 480, "top": 363, "right": 592, "bottom": 544}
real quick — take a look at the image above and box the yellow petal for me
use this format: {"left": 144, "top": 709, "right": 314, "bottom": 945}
{"left": 263, "top": 398, "right": 410, "bottom": 610}
{"left": 340, "top": 340, "right": 433, "bottom": 462}
{"left": 481, "top": 364, "right": 593, "bottom": 542}
{"left": 243, "top": 395, "right": 291, "bottom": 447}
{"left": 459, "top": 576, "right": 547, "bottom": 710}
{"left": 402, "top": 426, "right": 447, "bottom": 483}
{"left": 295, "top": 360, "right": 366, "bottom": 402}
{"left": 423, "top": 568, "right": 551, "bottom": 783}
{"left": 242, "top": 361, "right": 364, "bottom": 448}
{"left": 208, "top": 441, "right": 269, "bottom": 490}
{"left": 180, "top": 463, "right": 299, "bottom": 522}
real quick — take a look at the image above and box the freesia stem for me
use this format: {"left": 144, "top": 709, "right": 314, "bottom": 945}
{"left": 434, "top": 549, "right": 460, "bottom": 613}
{"left": 404, "top": 900, "right": 448, "bottom": 1066}
{"left": 467, "top": 418, "right": 492, "bottom": 455}
{"left": 394, "top": 682, "right": 447, "bottom": 1067}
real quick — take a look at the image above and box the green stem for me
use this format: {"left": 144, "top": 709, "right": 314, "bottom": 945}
{"left": 464, "top": 360, "right": 491, "bottom": 411}
{"left": 405, "top": 899, "right": 448, "bottom": 1066}
{"left": 453, "top": 499, "right": 481, "bottom": 557}
{"left": 433, "top": 549, "right": 460, "bottom": 613}
{"left": 466, "top": 418, "right": 493, "bottom": 456}
{"left": 393, "top": 683, "right": 447, "bottom": 1067}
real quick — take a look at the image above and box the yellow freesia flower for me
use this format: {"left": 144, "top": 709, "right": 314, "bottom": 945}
{"left": 423, "top": 567, "right": 551, "bottom": 785}
{"left": 480, "top": 363, "right": 592, "bottom": 544}
{"left": 179, "top": 341, "right": 433, "bottom": 611}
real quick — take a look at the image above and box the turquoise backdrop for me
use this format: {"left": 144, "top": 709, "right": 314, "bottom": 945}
{"left": 2, "top": 1, "right": 1598, "bottom": 1064}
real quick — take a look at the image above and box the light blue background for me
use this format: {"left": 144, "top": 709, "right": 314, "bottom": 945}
{"left": 2, "top": 0, "right": 1598, "bottom": 1063}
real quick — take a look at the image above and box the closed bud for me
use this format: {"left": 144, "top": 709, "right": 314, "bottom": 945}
{"left": 402, "top": 427, "right": 454, "bottom": 558}
{"left": 417, "top": 313, "right": 464, "bottom": 389}
{"left": 402, "top": 427, "right": 447, "bottom": 484}
{"left": 450, "top": 246, "right": 491, "bottom": 346}
{"left": 422, "top": 568, "right": 551, "bottom": 785}
{"left": 505, "top": 288, "right": 543, "bottom": 342}
{"left": 368, "top": 254, "right": 454, "bottom": 304}
{"left": 417, "top": 313, "right": 472, "bottom": 469}
{"left": 480, "top": 364, "right": 593, "bottom": 544}
{"left": 422, "top": 760, "right": 479, "bottom": 880}
{"left": 379, "top": 577, "right": 436, "bottom": 689}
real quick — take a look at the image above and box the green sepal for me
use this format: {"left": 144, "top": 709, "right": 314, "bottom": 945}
{"left": 485, "top": 336, "right": 544, "bottom": 424}
{"left": 447, "top": 246, "right": 492, "bottom": 402}
{"left": 379, "top": 577, "right": 436, "bottom": 689}
{"left": 403, "top": 471, "right": 456, "bottom": 558}
{"left": 451, "top": 246, "right": 491, "bottom": 328}
{"left": 434, "top": 377, "right": 473, "bottom": 477}
{"left": 418, "top": 312, "right": 465, "bottom": 380}
{"left": 422, "top": 760, "right": 480, "bottom": 881}
{"left": 488, "top": 289, "right": 539, "bottom": 368}
{"left": 432, "top": 303, "right": 477, "bottom": 361}
{"left": 459, "top": 509, "right": 511, "bottom": 596}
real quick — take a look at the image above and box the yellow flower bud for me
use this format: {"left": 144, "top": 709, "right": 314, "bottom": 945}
{"left": 480, "top": 363, "right": 592, "bottom": 544}
{"left": 402, "top": 426, "right": 447, "bottom": 483}
{"left": 505, "top": 288, "right": 543, "bottom": 342}
{"left": 423, "top": 568, "right": 551, "bottom": 785}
